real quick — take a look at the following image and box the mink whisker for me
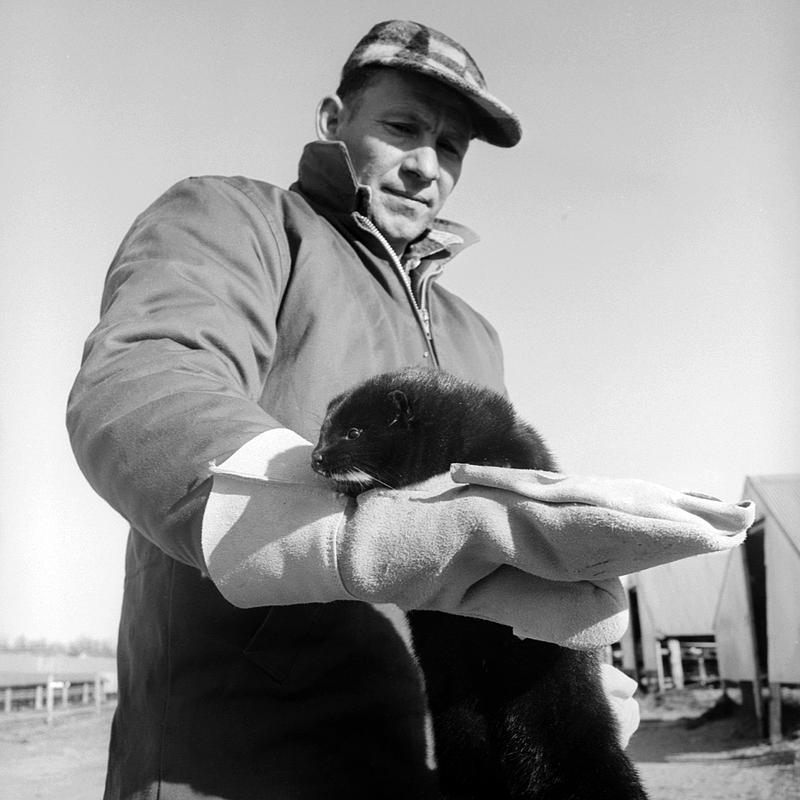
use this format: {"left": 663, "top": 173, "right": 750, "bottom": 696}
{"left": 364, "top": 473, "right": 395, "bottom": 490}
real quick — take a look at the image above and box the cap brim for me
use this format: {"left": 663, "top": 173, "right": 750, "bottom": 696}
{"left": 358, "top": 57, "right": 522, "bottom": 148}
{"left": 460, "top": 87, "right": 522, "bottom": 148}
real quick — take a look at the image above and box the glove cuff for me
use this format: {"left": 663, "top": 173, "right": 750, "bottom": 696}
{"left": 201, "top": 429, "right": 354, "bottom": 607}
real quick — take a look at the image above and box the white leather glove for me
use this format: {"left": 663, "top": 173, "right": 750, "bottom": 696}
{"left": 336, "top": 466, "right": 752, "bottom": 647}
{"left": 338, "top": 474, "right": 629, "bottom": 648}
{"left": 202, "top": 431, "right": 754, "bottom": 650}
{"left": 600, "top": 663, "right": 641, "bottom": 748}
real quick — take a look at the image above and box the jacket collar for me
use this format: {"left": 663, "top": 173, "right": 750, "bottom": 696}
{"left": 291, "top": 140, "right": 479, "bottom": 262}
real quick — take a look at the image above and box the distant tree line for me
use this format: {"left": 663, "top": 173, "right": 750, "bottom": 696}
{"left": 0, "top": 634, "right": 116, "bottom": 657}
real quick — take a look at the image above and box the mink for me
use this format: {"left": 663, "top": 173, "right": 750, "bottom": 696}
{"left": 312, "top": 367, "right": 648, "bottom": 800}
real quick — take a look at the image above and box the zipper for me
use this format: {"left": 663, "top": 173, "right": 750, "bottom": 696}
{"left": 357, "top": 215, "right": 439, "bottom": 363}
{"left": 417, "top": 265, "right": 443, "bottom": 341}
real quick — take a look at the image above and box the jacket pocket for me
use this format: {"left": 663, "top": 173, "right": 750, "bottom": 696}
{"left": 243, "top": 603, "right": 324, "bottom": 684}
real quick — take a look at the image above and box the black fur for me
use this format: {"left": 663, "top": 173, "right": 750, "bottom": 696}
{"left": 312, "top": 367, "right": 648, "bottom": 800}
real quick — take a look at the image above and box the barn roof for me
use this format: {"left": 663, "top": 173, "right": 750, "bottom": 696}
{"left": 743, "top": 474, "right": 800, "bottom": 557}
{"left": 633, "top": 475, "right": 800, "bottom": 639}
{"left": 633, "top": 551, "right": 730, "bottom": 637}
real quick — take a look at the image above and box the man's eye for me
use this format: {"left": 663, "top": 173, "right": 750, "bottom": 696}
{"left": 385, "top": 121, "right": 414, "bottom": 135}
{"left": 439, "top": 139, "right": 464, "bottom": 159}
{"left": 345, "top": 428, "right": 362, "bottom": 440}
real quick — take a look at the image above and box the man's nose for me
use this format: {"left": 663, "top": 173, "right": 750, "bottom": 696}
{"left": 402, "top": 145, "right": 439, "bottom": 182}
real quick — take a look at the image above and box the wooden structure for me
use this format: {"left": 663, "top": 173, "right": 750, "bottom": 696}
{"left": 714, "top": 474, "right": 800, "bottom": 742}
{"left": 0, "top": 652, "right": 116, "bottom": 723}
{"left": 623, "top": 552, "right": 729, "bottom": 689}
{"left": 0, "top": 673, "right": 107, "bottom": 722}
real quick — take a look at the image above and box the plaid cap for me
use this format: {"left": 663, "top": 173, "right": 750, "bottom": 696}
{"left": 340, "top": 20, "right": 521, "bottom": 148}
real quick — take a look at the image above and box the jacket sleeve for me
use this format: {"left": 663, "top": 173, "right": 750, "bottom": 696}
{"left": 66, "top": 177, "right": 303, "bottom": 570}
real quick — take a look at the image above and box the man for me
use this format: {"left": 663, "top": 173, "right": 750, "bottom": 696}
{"left": 68, "top": 20, "right": 751, "bottom": 800}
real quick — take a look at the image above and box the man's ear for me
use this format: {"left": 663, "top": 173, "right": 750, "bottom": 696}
{"left": 316, "top": 95, "right": 345, "bottom": 141}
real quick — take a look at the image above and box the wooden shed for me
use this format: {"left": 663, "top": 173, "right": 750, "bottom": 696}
{"left": 713, "top": 474, "right": 800, "bottom": 740}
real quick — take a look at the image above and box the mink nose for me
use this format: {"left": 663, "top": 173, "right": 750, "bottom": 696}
{"left": 311, "top": 449, "right": 326, "bottom": 471}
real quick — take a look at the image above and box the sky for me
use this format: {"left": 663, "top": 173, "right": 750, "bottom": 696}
{"left": 1, "top": 0, "right": 798, "bottom": 644}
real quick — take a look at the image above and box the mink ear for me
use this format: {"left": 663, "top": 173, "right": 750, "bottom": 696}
{"left": 387, "top": 389, "right": 414, "bottom": 427}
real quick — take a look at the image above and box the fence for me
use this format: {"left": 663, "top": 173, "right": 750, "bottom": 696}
{"left": 1, "top": 672, "right": 112, "bottom": 724}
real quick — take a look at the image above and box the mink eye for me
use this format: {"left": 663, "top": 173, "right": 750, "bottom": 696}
{"left": 345, "top": 427, "right": 362, "bottom": 441}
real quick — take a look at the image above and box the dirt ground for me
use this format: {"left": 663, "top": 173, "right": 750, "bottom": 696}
{"left": 0, "top": 705, "right": 111, "bottom": 800}
{"left": 0, "top": 691, "right": 798, "bottom": 799}
{"left": 629, "top": 688, "right": 800, "bottom": 800}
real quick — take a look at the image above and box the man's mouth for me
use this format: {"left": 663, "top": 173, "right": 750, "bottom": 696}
{"left": 383, "top": 188, "right": 431, "bottom": 207}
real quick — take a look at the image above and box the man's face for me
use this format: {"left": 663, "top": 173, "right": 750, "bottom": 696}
{"left": 327, "top": 69, "right": 472, "bottom": 255}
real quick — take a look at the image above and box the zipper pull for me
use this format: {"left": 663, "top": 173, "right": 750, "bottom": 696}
{"left": 421, "top": 307, "right": 432, "bottom": 340}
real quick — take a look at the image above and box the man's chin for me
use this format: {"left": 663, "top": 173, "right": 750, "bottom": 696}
{"left": 372, "top": 215, "right": 431, "bottom": 253}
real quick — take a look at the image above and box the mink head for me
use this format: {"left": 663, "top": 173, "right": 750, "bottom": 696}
{"left": 311, "top": 368, "right": 459, "bottom": 494}
{"left": 311, "top": 367, "right": 553, "bottom": 495}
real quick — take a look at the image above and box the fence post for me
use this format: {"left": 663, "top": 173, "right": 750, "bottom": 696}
{"left": 46, "top": 676, "right": 55, "bottom": 725}
{"left": 654, "top": 640, "right": 666, "bottom": 692}
{"left": 667, "top": 639, "right": 684, "bottom": 690}
{"left": 34, "top": 684, "right": 44, "bottom": 711}
{"left": 3, "top": 687, "right": 11, "bottom": 713}
{"left": 94, "top": 674, "right": 104, "bottom": 713}
{"left": 769, "top": 683, "right": 783, "bottom": 744}
{"left": 697, "top": 652, "right": 708, "bottom": 686}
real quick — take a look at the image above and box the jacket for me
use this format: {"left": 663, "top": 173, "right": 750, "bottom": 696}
{"left": 67, "top": 139, "right": 505, "bottom": 799}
